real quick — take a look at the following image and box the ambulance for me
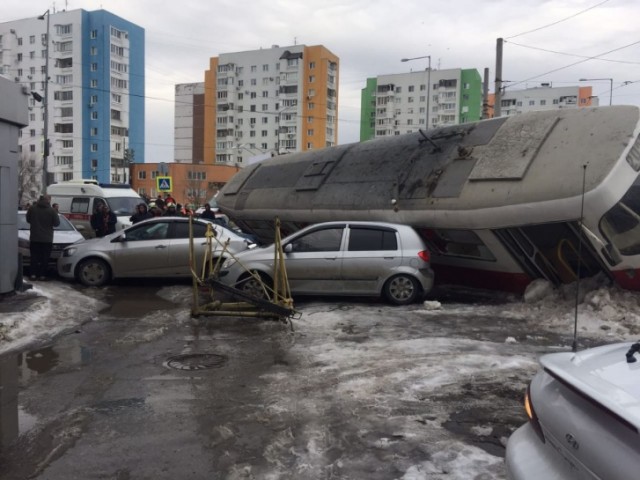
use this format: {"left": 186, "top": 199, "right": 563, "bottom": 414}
{"left": 47, "top": 180, "right": 144, "bottom": 238}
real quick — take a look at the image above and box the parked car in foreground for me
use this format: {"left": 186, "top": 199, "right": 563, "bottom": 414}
{"left": 17, "top": 210, "right": 84, "bottom": 268}
{"left": 57, "top": 216, "right": 255, "bottom": 287}
{"left": 218, "top": 221, "right": 434, "bottom": 305}
{"left": 505, "top": 341, "right": 640, "bottom": 479}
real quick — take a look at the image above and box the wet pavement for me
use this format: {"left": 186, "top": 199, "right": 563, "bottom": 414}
{"left": 0, "top": 281, "right": 576, "bottom": 479}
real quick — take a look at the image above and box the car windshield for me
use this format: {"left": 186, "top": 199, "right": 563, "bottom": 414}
{"left": 17, "top": 212, "right": 77, "bottom": 231}
{"left": 600, "top": 179, "right": 640, "bottom": 255}
{"left": 106, "top": 197, "right": 142, "bottom": 216}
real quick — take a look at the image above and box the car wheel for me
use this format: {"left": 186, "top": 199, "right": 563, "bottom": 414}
{"left": 238, "top": 271, "right": 272, "bottom": 299}
{"left": 76, "top": 258, "right": 111, "bottom": 287}
{"left": 383, "top": 274, "right": 420, "bottom": 305}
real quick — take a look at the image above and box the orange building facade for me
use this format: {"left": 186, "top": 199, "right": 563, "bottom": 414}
{"left": 129, "top": 162, "right": 240, "bottom": 206}
{"left": 202, "top": 44, "right": 339, "bottom": 165}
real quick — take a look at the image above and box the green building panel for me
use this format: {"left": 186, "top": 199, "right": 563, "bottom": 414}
{"left": 360, "top": 78, "right": 377, "bottom": 141}
{"left": 460, "top": 69, "right": 482, "bottom": 124}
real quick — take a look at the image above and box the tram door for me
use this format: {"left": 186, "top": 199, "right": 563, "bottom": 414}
{"left": 494, "top": 222, "right": 610, "bottom": 286}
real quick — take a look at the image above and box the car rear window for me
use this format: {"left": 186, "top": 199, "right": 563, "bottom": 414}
{"left": 348, "top": 227, "right": 398, "bottom": 251}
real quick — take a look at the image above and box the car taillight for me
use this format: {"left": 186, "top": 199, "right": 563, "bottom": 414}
{"left": 524, "top": 385, "right": 545, "bottom": 443}
{"left": 418, "top": 250, "right": 430, "bottom": 262}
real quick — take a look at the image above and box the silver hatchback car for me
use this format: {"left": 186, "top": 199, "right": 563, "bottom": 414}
{"left": 506, "top": 342, "right": 640, "bottom": 479}
{"left": 218, "top": 221, "right": 434, "bottom": 305}
{"left": 58, "top": 216, "right": 254, "bottom": 286}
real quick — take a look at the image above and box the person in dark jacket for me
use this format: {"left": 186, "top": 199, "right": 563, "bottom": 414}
{"left": 199, "top": 203, "right": 217, "bottom": 221}
{"left": 130, "top": 203, "right": 153, "bottom": 224}
{"left": 91, "top": 204, "right": 117, "bottom": 237}
{"left": 26, "top": 195, "right": 60, "bottom": 280}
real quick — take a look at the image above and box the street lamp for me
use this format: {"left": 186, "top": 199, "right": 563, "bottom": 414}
{"left": 37, "top": 9, "right": 50, "bottom": 193}
{"left": 401, "top": 55, "right": 431, "bottom": 130}
{"left": 579, "top": 77, "right": 613, "bottom": 106}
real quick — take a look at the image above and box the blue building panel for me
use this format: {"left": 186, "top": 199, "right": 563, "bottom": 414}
{"left": 81, "top": 10, "right": 144, "bottom": 183}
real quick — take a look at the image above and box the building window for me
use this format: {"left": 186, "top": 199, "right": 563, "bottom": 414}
{"left": 90, "top": 46, "right": 97, "bottom": 55}
{"left": 309, "top": 61, "right": 315, "bottom": 69}
{"left": 91, "top": 111, "right": 98, "bottom": 120}
{"left": 263, "top": 64, "right": 269, "bottom": 71}
{"left": 90, "top": 29, "right": 97, "bottom": 39}
{"left": 529, "top": 100, "right": 535, "bottom": 106}
{"left": 29, "top": 35, "right": 35, "bottom": 44}
{"left": 91, "top": 127, "right": 98, "bottom": 136}
{"left": 91, "top": 144, "right": 98, "bottom": 152}
{"left": 91, "top": 79, "right": 98, "bottom": 88}
{"left": 540, "top": 99, "right": 547, "bottom": 106}
{"left": 251, "top": 65, "right": 257, "bottom": 72}
{"left": 309, "top": 75, "right": 315, "bottom": 83}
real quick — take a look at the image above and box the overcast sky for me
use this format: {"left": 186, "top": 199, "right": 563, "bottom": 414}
{"left": 5, "top": 0, "right": 640, "bottom": 163}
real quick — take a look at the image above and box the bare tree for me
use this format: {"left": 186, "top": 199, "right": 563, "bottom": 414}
{"left": 183, "top": 171, "right": 222, "bottom": 208}
{"left": 17, "top": 153, "right": 42, "bottom": 208}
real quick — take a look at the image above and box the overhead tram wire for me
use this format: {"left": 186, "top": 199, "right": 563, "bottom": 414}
{"left": 505, "top": 0, "right": 610, "bottom": 39}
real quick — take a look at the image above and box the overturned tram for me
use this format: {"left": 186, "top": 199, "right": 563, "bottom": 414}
{"left": 216, "top": 106, "right": 640, "bottom": 294}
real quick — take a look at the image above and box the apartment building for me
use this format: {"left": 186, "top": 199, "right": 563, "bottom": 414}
{"left": 493, "top": 84, "right": 598, "bottom": 117}
{"left": 0, "top": 9, "right": 144, "bottom": 193}
{"left": 175, "top": 44, "right": 338, "bottom": 167}
{"left": 360, "top": 68, "right": 482, "bottom": 141}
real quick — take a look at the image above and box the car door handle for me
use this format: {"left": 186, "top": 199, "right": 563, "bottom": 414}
{"left": 324, "top": 257, "right": 338, "bottom": 260}
{"left": 155, "top": 245, "right": 168, "bottom": 249}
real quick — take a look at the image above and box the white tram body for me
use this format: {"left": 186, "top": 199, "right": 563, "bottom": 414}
{"left": 217, "top": 106, "right": 640, "bottom": 293}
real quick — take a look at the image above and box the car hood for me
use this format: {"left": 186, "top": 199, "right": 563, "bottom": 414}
{"left": 541, "top": 342, "right": 640, "bottom": 431}
{"left": 19, "top": 229, "right": 84, "bottom": 244}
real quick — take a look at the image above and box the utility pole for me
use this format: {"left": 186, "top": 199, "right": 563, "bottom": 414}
{"left": 38, "top": 10, "right": 51, "bottom": 193}
{"left": 494, "top": 38, "right": 503, "bottom": 117}
{"left": 482, "top": 67, "right": 490, "bottom": 120}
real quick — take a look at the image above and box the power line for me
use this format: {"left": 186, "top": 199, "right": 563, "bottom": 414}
{"left": 505, "top": 38, "right": 640, "bottom": 89}
{"left": 506, "top": 0, "right": 610, "bottom": 39}
{"left": 506, "top": 40, "right": 640, "bottom": 65}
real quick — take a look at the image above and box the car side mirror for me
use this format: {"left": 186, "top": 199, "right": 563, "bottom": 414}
{"left": 115, "top": 233, "right": 126, "bottom": 242}
{"left": 283, "top": 243, "right": 293, "bottom": 253}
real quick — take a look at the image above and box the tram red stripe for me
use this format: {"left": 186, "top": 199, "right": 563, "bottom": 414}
{"left": 432, "top": 264, "right": 532, "bottom": 294}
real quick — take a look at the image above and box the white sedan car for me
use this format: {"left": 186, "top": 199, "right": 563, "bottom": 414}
{"left": 506, "top": 341, "right": 640, "bottom": 479}
{"left": 58, "top": 216, "right": 254, "bottom": 286}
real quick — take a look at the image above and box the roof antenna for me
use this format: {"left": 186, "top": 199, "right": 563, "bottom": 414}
{"left": 572, "top": 163, "right": 588, "bottom": 353}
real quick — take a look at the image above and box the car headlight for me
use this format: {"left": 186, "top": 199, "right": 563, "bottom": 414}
{"left": 63, "top": 247, "right": 78, "bottom": 257}
{"left": 222, "top": 257, "right": 237, "bottom": 269}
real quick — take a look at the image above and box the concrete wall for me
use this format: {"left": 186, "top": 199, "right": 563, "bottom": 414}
{"left": 0, "top": 76, "right": 28, "bottom": 294}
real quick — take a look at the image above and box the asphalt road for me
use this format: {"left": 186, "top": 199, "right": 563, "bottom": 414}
{"left": 0, "top": 281, "right": 571, "bottom": 479}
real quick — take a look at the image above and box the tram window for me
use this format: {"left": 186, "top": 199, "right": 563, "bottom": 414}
{"left": 600, "top": 185, "right": 640, "bottom": 256}
{"left": 419, "top": 228, "right": 495, "bottom": 261}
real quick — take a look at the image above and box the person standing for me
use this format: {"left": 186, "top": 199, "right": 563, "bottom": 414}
{"left": 130, "top": 203, "right": 153, "bottom": 224}
{"left": 26, "top": 195, "right": 60, "bottom": 280}
{"left": 91, "top": 203, "right": 117, "bottom": 237}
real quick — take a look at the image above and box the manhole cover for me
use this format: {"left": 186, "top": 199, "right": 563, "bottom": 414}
{"left": 163, "top": 353, "right": 228, "bottom": 371}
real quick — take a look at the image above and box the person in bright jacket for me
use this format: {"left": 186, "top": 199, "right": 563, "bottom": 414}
{"left": 26, "top": 195, "right": 60, "bottom": 280}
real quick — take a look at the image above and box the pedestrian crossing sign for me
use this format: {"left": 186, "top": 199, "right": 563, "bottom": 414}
{"left": 157, "top": 176, "right": 172, "bottom": 192}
